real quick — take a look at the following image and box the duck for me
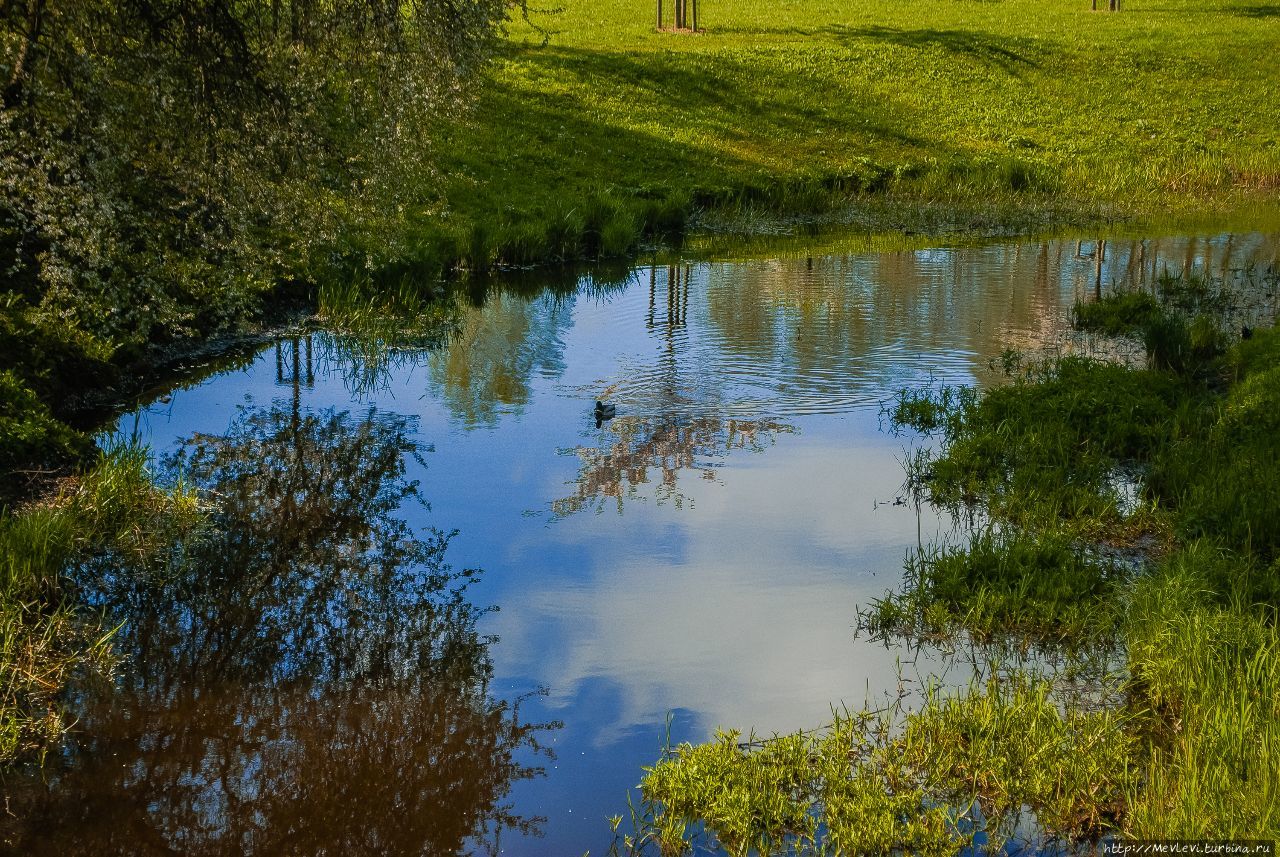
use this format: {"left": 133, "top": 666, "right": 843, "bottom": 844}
{"left": 594, "top": 399, "right": 617, "bottom": 420}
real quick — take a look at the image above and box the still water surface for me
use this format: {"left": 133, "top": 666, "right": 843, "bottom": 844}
{"left": 7, "top": 232, "right": 1278, "bottom": 855}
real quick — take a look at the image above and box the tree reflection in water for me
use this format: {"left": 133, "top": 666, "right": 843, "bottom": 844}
{"left": 553, "top": 415, "right": 796, "bottom": 517}
{"left": 1, "top": 405, "right": 554, "bottom": 856}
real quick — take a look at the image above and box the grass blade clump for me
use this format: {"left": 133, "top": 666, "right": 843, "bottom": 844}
{"left": 1073, "top": 290, "right": 1162, "bottom": 338}
{"left": 864, "top": 528, "right": 1125, "bottom": 648}
{"left": 1074, "top": 275, "right": 1238, "bottom": 375}
{"left": 636, "top": 674, "right": 1134, "bottom": 856}
{"left": 1124, "top": 551, "right": 1280, "bottom": 835}
{"left": 891, "top": 357, "right": 1191, "bottom": 538}
{"left": 0, "top": 445, "right": 200, "bottom": 765}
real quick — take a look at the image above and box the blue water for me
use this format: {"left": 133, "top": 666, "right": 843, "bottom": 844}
{"left": 22, "top": 233, "right": 1279, "bottom": 855}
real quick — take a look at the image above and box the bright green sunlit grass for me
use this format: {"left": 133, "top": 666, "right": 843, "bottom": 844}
{"left": 425, "top": 0, "right": 1280, "bottom": 257}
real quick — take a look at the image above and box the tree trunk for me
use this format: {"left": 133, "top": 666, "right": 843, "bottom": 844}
{"left": 2, "top": 0, "right": 46, "bottom": 108}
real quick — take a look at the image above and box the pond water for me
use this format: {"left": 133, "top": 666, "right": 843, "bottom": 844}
{"left": 6, "top": 232, "right": 1278, "bottom": 855}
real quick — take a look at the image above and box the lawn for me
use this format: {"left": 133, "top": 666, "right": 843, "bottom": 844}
{"left": 423, "top": 0, "right": 1280, "bottom": 255}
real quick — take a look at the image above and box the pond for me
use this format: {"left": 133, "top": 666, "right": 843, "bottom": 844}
{"left": 6, "top": 232, "right": 1278, "bottom": 855}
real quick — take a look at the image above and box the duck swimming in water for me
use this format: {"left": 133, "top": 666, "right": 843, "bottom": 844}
{"left": 594, "top": 400, "right": 617, "bottom": 419}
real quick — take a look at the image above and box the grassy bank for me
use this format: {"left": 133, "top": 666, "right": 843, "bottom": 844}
{"left": 390, "top": 0, "right": 1280, "bottom": 274}
{"left": 0, "top": 446, "right": 199, "bottom": 765}
{"left": 630, "top": 286, "right": 1280, "bottom": 849}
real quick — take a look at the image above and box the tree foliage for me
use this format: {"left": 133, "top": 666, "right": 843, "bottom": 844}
{"left": 1, "top": 0, "right": 509, "bottom": 354}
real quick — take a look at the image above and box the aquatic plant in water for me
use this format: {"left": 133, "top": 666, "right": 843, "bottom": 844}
{"left": 631, "top": 288, "right": 1280, "bottom": 851}
{"left": 0, "top": 405, "right": 558, "bottom": 855}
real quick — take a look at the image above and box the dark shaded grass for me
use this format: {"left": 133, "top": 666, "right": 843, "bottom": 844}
{"left": 0, "top": 374, "right": 93, "bottom": 506}
{"left": 891, "top": 357, "right": 1195, "bottom": 537}
{"left": 1073, "top": 274, "right": 1236, "bottom": 373}
{"left": 1073, "top": 290, "right": 1163, "bottom": 337}
{"left": 863, "top": 528, "right": 1125, "bottom": 647}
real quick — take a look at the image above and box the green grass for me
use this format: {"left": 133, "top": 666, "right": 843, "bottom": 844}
{"left": 632, "top": 283, "right": 1280, "bottom": 851}
{"left": 633, "top": 673, "right": 1134, "bottom": 855}
{"left": 1124, "top": 548, "right": 1280, "bottom": 835}
{"left": 1074, "top": 289, "right": 1164, "bottom": 338}
{"left": 1154, "top": 330, "right": 1280, "bottom": 568}
{"left": 413, "top": 0, "right": 1280, "bottom": 271}
{"left": 0, "top": 445, "right": 200, "bottom": 765}
{"left": 890, "top": 356, "right": 1195, "bottom": 539}
{"left": 863, "top": 528, "right": 1126, "bottom": 647}
{"left": 0, "top": 302, "right": 120, "bottom": 504}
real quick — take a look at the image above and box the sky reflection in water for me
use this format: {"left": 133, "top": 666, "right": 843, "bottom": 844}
{"left": 26, "top": 234, "right": 1280, "bottom": 855}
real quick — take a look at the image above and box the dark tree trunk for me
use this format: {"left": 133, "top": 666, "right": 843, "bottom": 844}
{"left": 2, "top": 0, "right": 46, "bottom": 108}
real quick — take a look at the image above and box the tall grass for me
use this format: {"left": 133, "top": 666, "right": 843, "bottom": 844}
{"left": 1124, "top": 551, "right": 1280, "bottom": 834}
{"left": 0, "top": 444, "right": 200, "bottom": 765}
{"left": 632, "top": 282, "right": 1280, "bottom": 850}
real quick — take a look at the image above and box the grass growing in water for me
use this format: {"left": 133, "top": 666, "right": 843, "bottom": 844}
{"left": 632, "top": 291, "right": 1280, "bottom": 850}
{"left": 1073, "top": 273, "right": 1244, "bottom": 373}
{"left": 0, "top": 445, "right": 199, "bottom": 765}
{"left": 632, "top": 673, "right": 1133, "bottom": 855}
{"left": 863, "top": 528, "right": 1126, "bottom": 648}
{"left": 1073, "top": 290, "right": 1164, "bottom": 338}
{"left": 890, "top": 356, "right": 1192, "bottom": 540}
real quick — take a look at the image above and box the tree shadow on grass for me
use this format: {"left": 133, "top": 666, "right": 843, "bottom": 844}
{"left": 442, "top": 42, "right": 1055, "bottom": 228}
{"left": 824, "top": 25, "right": 1044, "bottom": 77}
{"left": 1231, "top": 3, "right": 1280, "bottom": 15}
{"left": 493, "top": 44, "right": 934, "bottom": 149}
